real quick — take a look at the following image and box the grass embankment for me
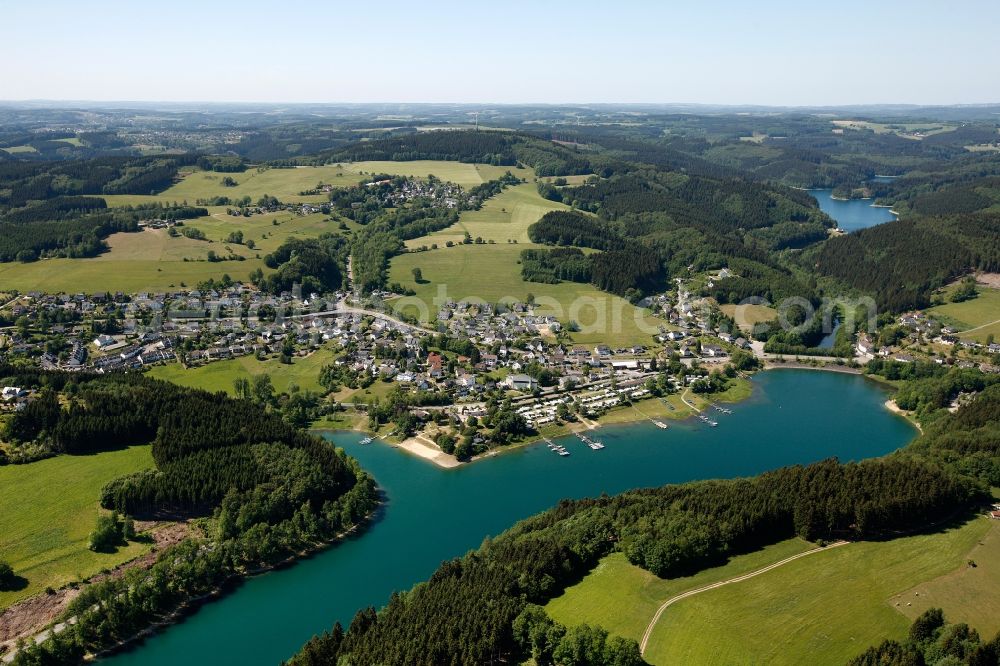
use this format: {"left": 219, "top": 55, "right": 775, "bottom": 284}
{"left": 0, "top": 446, "right": 155, "bottom": 609}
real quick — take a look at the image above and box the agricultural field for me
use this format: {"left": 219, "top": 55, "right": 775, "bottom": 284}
{"left": 340, "top": 160, "right": 530, "bottom": 188}
{"left": 642, "top": 515, "right": 990, "bottom": 665}
{"left": 100, "top": 165, "right": 365, "bottom": 208}
{"left": 404, "top": 182, "right": 570, "bottom": 248}
{"left": 0, "top": 446, "right": 155, "bottom": 609}
{"left": 389, "top": 244, "right": 663, "bottom": 348}
{"left": 147, "top": 347, "right": 337, "bottom": 396}
{"left": 545, "top": 540, "right": 813, "bottom": 643}
{"left": 928, "top": 285, "right": 1000, "bottom": 343}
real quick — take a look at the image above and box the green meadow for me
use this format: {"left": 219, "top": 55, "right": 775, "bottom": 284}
{"left": 720, "top": 302, "right": 778, "bottom": 330}
{"left": 404, "top": 182, "right": 569, "bottom": 249}
{"left": 0, "top": 254, "right": 263, "bottom": 294}
{"left": 389, "top": 244, "right": 662, "bottom": 347}
{"left": 642, "top": 516, "right": 990, "bottom": 665}
{"left": 100, "top": 165, "right": 365, "bottom": 208}
{"left": 340, "top": 160, "right": 530, "bottom": 188}
{"left": 545, "top": 540, "right": 813, "bottom": 643}
{"left": 0, "top": 145, "right": 38, "bottom": 154}
{"left": 0, "top": 209, "right": 357, "bottom": 293}
{"left": 147, "top": 348, "right": 337, "bottom": 396}
{"left": 0, "top": 446, "right": 155, "bottom": 609}
{"left": 928, "top": 285, "right": 1000, "bottom": 342}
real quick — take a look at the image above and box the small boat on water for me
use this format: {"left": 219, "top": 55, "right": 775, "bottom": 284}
{"left": 653, "top": 420, "right": 668, "bottom": 429}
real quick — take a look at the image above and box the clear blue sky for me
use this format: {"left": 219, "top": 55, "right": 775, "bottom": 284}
{"left": 3, "top": 0, "right": 998, "bottom": 105}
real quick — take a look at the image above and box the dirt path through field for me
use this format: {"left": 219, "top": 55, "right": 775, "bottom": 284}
{"left": 638, "top": 540, "right": 849, "bottom": 655}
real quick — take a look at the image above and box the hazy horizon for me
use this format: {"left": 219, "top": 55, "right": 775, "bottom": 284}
{"left": 4, "top": 0, "right": 999, "bottom": 106}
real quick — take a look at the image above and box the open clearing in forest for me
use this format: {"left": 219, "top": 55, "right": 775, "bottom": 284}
{"left": 0, "top": 446, "right": 155, "bottom": 610}
{"left": 720, "top": 303, "right": 778, "bottom": 330}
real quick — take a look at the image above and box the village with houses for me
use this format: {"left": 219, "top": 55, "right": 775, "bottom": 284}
{"left": 3, "top": 264, "right": 1000, "bottom": 465}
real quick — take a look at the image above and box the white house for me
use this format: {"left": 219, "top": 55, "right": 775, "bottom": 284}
{"left": 504, "top": 374, "right": 537, "bottom": 391}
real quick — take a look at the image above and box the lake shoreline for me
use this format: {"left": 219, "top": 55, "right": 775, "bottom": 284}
{"left": 316, "top": 364, "right": 899, "bottom": 469}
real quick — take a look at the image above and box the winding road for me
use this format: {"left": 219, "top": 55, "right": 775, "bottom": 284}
{"left": 638, "top": 540, "right": 849, "bottom": 655}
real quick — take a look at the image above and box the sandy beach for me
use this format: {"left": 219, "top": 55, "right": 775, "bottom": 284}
{"left": 392, "top": 435, "right": 462, "bottom": 468}
{"left": 884, "top": 399, "right": 922, "bottom": 433}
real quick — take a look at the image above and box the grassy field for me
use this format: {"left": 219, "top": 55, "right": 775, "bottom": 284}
{"left": 831, "top": 119, "right": 957, "bottom": 139}
{"left": 720, "top": 303, "right": 778, "bottom": 330}
{"left": 596, "top": 394, "right": 694, "bottom": 425}
{"left": 1, "top": 145, "right": 38, "bottom": 154}
{"left": 100, "top": 165, "right": 365, "bottom": 208}
{"left": 389, "top": 244, "right": 662, "bottom": 347}
{"left": 0, "top": 208, "right": 359, "bottom": 293}
{"left": 0, "top": 446, "right": 155, "bottom": 609}
{"left": 539, "top": 174, "right": 594, "bottom": 185}
{"left": 148, "top": 348, "right": 337, "bottom": 395}
{"left": 545, "top": 540, "right": 813, "bottom": 643}
{"left": 642, "top": 516, "right": 991, "bottom": 665}
{"left": 0, "top": 254, "right": 263, "bottom": 293}
{"left": 404, "top": 182, "right": 570, "bottom": 249}
{"left": 340, "top": 161, "right": 530, "bottom": 188}
{"left": 892, "top": 515, "right": 1000, "bottom": 637}
{"left": 928, "top": 286, "right": 1000, "bottom": 342}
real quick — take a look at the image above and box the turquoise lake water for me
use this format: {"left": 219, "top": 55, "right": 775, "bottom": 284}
{"left": 811, "top": 189, "right": 897, "bottom": 232}
{"left": 103, "top": 370, "right": 915, "bottom": 665}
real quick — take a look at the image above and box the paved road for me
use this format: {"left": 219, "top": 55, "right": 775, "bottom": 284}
{"left": 638, "top": 540, "right": 849, "bottom": 655}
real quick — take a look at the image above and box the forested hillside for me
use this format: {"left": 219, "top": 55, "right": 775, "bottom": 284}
{"left": 811, "top": 213, "right": 1000, "bottom": 311}
{"left": 4, "top": 365, "right": 377, "bottom": 664}
{"left": 524, "top": 167, "right": 830, "bottom": 303}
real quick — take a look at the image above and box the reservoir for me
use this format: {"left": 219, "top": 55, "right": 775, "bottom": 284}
{"left": 811, "top": 189, "right": 897, "bottom": 232}
{"left": 103, "top": 370, "right": 915, "bottom": 665}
